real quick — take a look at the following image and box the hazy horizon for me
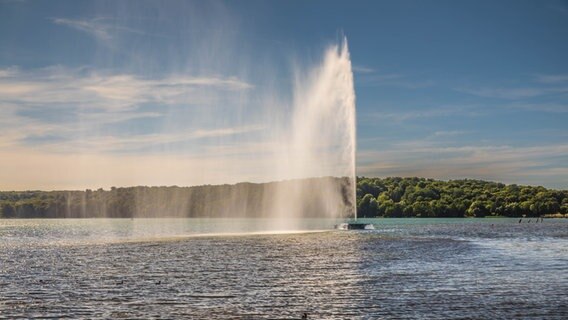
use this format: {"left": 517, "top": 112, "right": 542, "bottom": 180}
{"left": 0, "top": 175, "right": 565, "bottom": 193}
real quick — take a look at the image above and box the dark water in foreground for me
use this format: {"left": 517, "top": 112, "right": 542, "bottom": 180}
{"left": 1, "top": 218, "right": 567, "bottom": 319}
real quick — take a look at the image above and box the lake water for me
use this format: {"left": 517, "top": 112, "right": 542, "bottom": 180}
{"left": 1, "top": 218, "right": 566, "bottom": 319}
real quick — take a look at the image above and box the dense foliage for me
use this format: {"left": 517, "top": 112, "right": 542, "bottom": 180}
{"left": 0, "top": 178, "right": 352, "bottom": 219}
{"left": 357, "top": 177, "right": 568, "bottom": 218}
{"left": 0, "top": 177, "right": 566, "bottom": 218}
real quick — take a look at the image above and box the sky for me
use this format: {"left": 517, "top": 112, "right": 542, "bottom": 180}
{"left": 1, "top": 0, "right": 567, "bottom": 190}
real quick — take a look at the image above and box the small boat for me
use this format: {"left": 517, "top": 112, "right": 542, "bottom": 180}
{"left": 336, "top": 222, "right": 375, "bottom": 230}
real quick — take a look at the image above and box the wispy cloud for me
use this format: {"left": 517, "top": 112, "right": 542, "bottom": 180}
{"left": 51, "top": 16, "right": 161, "bottom": 41}
{"left": 0, "top": 66, "right": 255, "bottom": 155}
{"left": 457, "top": 86, "right": 568, "bottom": 99}
{"left": 0, "top": 66, "right": 252, "bottom": 111}
{"left": 52, "top": 18, "right": 114, "bottom": 41}
{"left": 458, "top": 74, "right": 568, "bottom": 99}
{"left": 34, "top": 125, "right": 265, "bottom": 154}
{"left": 357, "top": 73, "right": 434, "bottom": 89}
{"left": 361, "top": 104, "right": 482, "bottom": 123}
{"left": 362, "top": 73, "right": 403, "bottom": 81}
{"left": 352, "top": 65, "right": 375, "bottom": 74}
{"left": 535, "top": 74, "right": 568, "bottom": 84}
{"left": 357, "top": 143, "right": 568, "bottom": 188}
{"left": 432, "top": 130, "right": 468, "bottom": 137}
{"left": 0, "top": 66, "right": 18, "bottom": 77}
{"left": 505, "top": 102, "right": 568, "bottom": 113}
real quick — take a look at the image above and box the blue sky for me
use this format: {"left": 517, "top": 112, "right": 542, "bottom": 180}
{"left": 1, "top": 0, "right": 567, "bottom": 190}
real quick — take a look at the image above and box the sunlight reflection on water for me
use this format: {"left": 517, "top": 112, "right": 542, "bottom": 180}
{"left": 1, "top": 218, "right": 567, "bottom": 319}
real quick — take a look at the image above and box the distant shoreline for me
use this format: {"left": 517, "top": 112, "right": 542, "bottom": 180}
{"left": 1, "top": 177, "right": 567, "bottom": 219}
{"left": 1, "top": 216, "right": 567, "bottom": 220}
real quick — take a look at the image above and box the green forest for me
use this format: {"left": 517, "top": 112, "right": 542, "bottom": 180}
{"left": 0, "top": 177, "right": 352, "bottom": 219}
{"left": 0, "top": 177, "right": 566, "bottom": 218}
{"left": 357, "top": 177, "right": 568, "bottom": 218}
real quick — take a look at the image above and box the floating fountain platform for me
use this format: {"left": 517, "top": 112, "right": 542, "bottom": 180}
{"left": 336, "top": 222, "right": 375, "bottom": 230}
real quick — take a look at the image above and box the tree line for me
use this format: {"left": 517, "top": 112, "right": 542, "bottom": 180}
{"left": 0, "top": 177, "right": 566, "bottom": 218}
{"left": 0, "top": 177, "right": 353, "bottom": 219}
{"left": 357, "top": 177, "right": 568, "bottom": 218}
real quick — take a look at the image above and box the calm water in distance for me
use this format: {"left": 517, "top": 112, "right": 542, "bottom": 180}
{"left": 1, "top": 218, "right": 567, "bottom": 319}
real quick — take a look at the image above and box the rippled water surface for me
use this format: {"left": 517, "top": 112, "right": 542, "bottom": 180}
{"left": 1, "top": 218, "right": 567, "bottom": 319}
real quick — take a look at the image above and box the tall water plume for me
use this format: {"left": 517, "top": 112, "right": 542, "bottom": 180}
{"left": 269, "top": 39, "right": 357, "bottom": 224}
{"left": 125, "top": 38, "right": 358, "bottom": 226}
